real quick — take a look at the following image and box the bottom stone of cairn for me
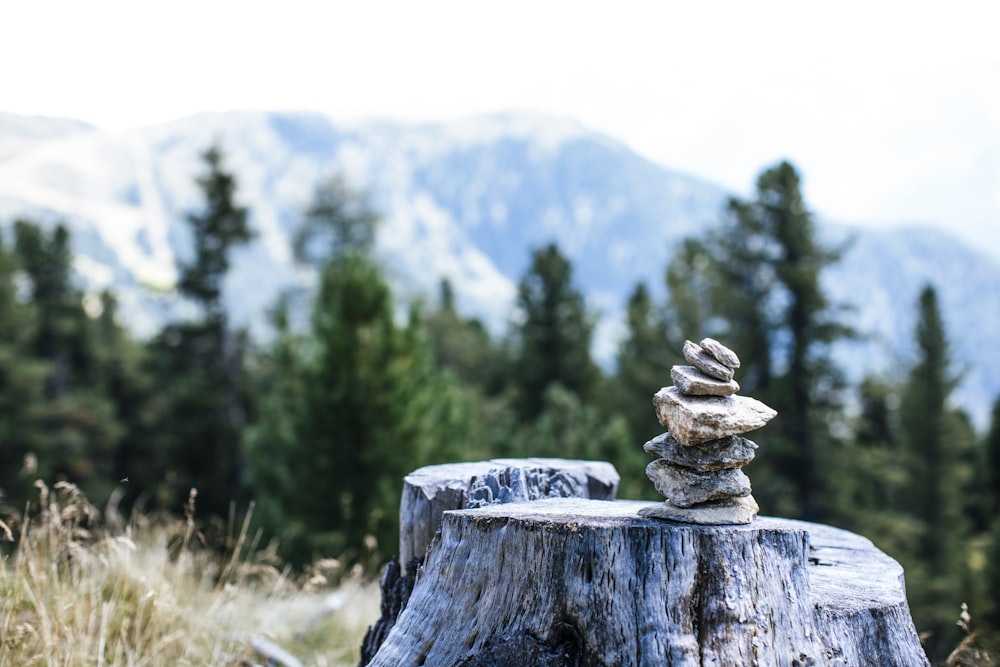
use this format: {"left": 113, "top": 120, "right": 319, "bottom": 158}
{"left": 639, "top": 495, "right": 759, "bottom": 525}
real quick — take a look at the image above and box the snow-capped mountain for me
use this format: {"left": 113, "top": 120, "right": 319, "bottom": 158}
{"left": 1, "top": 110, "right": 998, "bottom": 428}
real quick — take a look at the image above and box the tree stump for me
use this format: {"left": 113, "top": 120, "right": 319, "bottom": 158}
{"left": 369, "top": 498, "right": 928, "bottom": 666}
{"left": 359, "top": 459, "right": 620, "bottom": 665}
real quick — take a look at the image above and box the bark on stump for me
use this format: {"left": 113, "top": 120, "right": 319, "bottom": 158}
{"left": 360, "top": 459, "right": 620, "bottom": 665}
{"left": 399, "top": 458, "right": 620, "bottom": 575}
{"left": 369, "top": 498, "right": 928, "bottom": 667}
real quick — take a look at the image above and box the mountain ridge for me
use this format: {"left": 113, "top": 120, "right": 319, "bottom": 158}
{"left": 0, "top": 109, "right": 997, "bottom": 427}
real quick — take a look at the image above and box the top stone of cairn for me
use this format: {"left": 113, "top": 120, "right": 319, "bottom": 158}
{"left": 682, "top": 340, "right": 735, "bottom": 382}
{"left": 699, "top": 337, "right": 740, "bottom": 369}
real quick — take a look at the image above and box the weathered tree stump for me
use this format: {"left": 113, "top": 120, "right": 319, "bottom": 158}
{"left": 370, "top": 498, "right": 928, "bottom": 666}
{"left": 359, "top": 459, "right": 620, "bottom": 665}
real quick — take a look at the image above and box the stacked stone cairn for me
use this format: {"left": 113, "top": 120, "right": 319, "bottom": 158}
{"left": 638, "top": 338, "right": 777, "bottom": 524}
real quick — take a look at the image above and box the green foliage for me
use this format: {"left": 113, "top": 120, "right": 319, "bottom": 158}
{"left": 833, "top": 378, "right": 909, "bottom": 530}
{"left": 986, "top": 512, "right": 1000, "bottom": 630}
{"left": 698, "top": 201, "right": 775, "bottom": 395}
{"left": 512, "top": 243, "right": 600, "bottom": 421}
{"left": 611, "top": 282, "right": 674, "bottom": 445}
{"left": 979, "top": 396, "right": 1000, "bottom": 524}
{"left": 989, "top": 398, "right": 1000, "bottom": 492}
{"left": 0, "top": 229, "right": 40, "bottom": 504}
{"left": 293, "top": 173, "right": 380, "bottom": 266}
{"left": 0, "top": 222, "right": 126, "bottom": 513}
{"left": 139, "top": 145, "right": 255, "bottom": 517}
{"left": 246, "top": 253, "right": 471, "bottom": 565}
{"left": 425, "top": 279, "right": 506, "bottom": 395}
{"left": 139, "top": 320, "right": 254, "bottom": 514}
{"left": 724, "top": 162, "right": 851, "bottom": 521}
{"left": 14, "top": 221, "right": 75, "bottom": 363}
{"left": 895, "top": 285, "right": 976, "bottom": 658}
{"left": 177, "top": 145, "right": 254, "bottom": 314}
{"left": 899, "top": 286, "right": 966, "bottom": 566}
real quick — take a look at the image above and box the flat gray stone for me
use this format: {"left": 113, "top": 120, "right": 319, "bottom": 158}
{"left": 682, "top": 339, "right": 734, "bottom": 381}
{"left": 671, "top": 365, "right": 739, "bottom": 396}
{"left": 653, "top": 386, "right": 777, "bottom": 445}
{"left": 645, "top": 459, "right": 751, "bottom": 507}
{"left": 643, "top": 432, "right": 758, "bottom": 471}
{"left": 638, "top": 495, "right": 759, "bottom": 524}
{"left": 700, "top": 337, "right": 740, "bottom": 369}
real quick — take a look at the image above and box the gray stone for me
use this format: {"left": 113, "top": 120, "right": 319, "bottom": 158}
{"left": 682, "top": 339, "right": 734, "bottom": 381}
{"left": 700, "top": 337, "right": 741, "bottom": 369}
{"left": 638, "top": 495, "right": 759, "bottom": 525}
{"left": 671, "top": 364, "right": 739, "bottom": 396}
{"left": 645, "top": 459, "right": 751, "bottom": 507}
{"left": 643, "top": 432, "right": 758, "bottom": 471}
{"left": 653, "top": 386, "right": 777, "bottom": 445}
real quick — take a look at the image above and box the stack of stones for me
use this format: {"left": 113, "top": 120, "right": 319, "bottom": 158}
{"left": 638, "top": 338, "right": 777, "bottom": 525}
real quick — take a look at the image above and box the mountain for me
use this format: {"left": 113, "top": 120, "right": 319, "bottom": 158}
{"left": 0, "top": 112, "right": 95, "bottom": 161}
{"left": 0, "top": 110, "right": 998, "bottom": 427}
{"left": 824, "top": 224, "right": 1000, "bottom": 420}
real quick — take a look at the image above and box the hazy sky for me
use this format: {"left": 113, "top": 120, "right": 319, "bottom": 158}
{"left": 4, "top": 0, "right": 999, "bottom": 259}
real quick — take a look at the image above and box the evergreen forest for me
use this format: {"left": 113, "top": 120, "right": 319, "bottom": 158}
{"left": 2, "top": 146, "right": 998, "bottom": 662}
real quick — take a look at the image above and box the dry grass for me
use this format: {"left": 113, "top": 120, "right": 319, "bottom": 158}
{"left": 0, "top": 482, "right": 380, "bottom": 667}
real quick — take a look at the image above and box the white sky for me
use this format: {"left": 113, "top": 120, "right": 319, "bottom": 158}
{"left": 3, "top": 0, "right": 999, "bottom": 259}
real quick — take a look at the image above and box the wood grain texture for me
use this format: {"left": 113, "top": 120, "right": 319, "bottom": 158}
{"left": 398, "top": 458, "right": 619, "bottom": 573}
{"left": 361, "top": 459, "right": 620, "bottom": 665}
{"left": 371, "top": 499, "right": 928, "bottom": 667}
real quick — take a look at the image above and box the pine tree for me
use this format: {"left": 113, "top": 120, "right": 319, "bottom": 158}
{"left": 0, "top": 221, "right": 125, "bottom": 509}
{"left": 850, "top": 378, "right": 902, "bottom": 510}
{"left": 241, "top": 297, "right": 310, "bottom": 542}
{"left": 898, "top": 284, "right": 973, "bottom": 658}
{"left": 247, "top": 178, "right": 470, "bottom": 563}
{"left": 0, "top": 226, "right": 47, "bottom": 508}
{"left": 177, "top": 146, "right": 254, "bottom": 314}
{"left": 827, "top": 376, "right": 925, "bottom": 565}
{"left": 986, "top": 512, "right": 1000, "bottom": 630}
{"left": 145, "top": 145, "right": 255, "bottom": 516}
{"left": 689, "top": 161, "right": 850, "bottom": 520}
{"left": 95, "top": 291, "right": 155, "bottom": 508}
{"left": 983, "top": 396, "right": 1000, "bottom": 521}
{"left": 512, "top": 243, "right": 599, "bottom": 421}
{"left": 900, "top": 285, "right": 961, "bottom": 565}
{"left": 425, "top": 279, "right": 501, "bottom": 393}
{"left": 704, "top": 200, "right": 776, "bottom": 396}
{"left": 247, "top": 253, "right": 470, "bottom": 563}
{"left": 293, "top": 173, "right": 379, "bottom": 266}
{"left": 14, "top": 221, "right": 88, "bottom": 392}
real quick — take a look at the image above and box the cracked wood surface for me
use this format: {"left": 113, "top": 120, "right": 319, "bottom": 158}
{"left": 371, "top": 498, "right": 928, "bottom": 667}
